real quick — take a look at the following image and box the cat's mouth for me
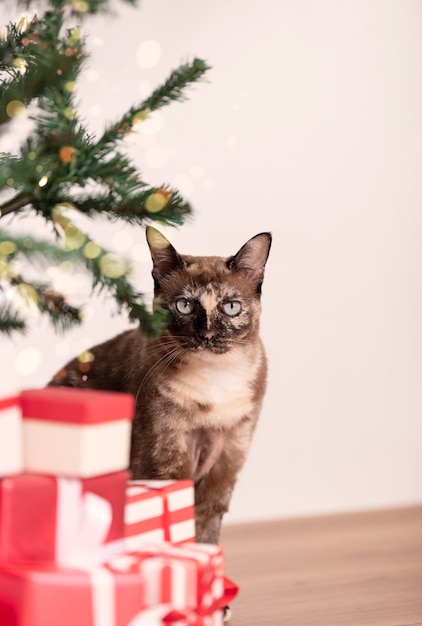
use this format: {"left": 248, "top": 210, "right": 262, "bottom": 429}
{"left": 191, "top": 338, "right": 230, "bottom": 354}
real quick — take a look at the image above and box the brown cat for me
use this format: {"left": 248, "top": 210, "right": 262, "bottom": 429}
{"left": 49, "top": 227, "right": 271, "bottom": 545}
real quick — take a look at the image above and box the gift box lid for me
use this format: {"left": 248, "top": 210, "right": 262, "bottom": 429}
{"left": 20, "top": 388, "right": 135, "bottom": 424}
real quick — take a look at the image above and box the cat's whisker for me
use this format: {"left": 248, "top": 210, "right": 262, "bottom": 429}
{"left": 118, "top": 337, "right": 189, "bottom": 384}
{"left": 134, "top": 343, "right": 189, "bottom": 401}
{"left": 134, "top": 350, "right": 184, "bottom": 404}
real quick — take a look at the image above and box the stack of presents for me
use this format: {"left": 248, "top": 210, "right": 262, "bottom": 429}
{"left": 0, "top": 387, "right": 237, "bottom": 626}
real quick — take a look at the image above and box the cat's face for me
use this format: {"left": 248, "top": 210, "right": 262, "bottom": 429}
{"left": 147, "top": 228, "right": 271, "bottom": 354}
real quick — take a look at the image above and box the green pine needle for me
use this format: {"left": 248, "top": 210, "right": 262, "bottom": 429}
{"left": 0, "top": 304, "right": 26, "bottom": 336}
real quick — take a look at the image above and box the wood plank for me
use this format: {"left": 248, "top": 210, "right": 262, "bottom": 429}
{"left": 221, "top": 506, "right": 422, "bottom": 626}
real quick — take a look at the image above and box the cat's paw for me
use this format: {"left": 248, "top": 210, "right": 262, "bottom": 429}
{"left": 223, "top": 605, "right": 232, "bottom": 622}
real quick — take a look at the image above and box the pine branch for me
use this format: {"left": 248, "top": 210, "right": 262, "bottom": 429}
{"left": 0, "top": 303, "right": 26, "bottom": 336}
{"left": 99, "top": 58, "right": 211, "bottom": 145}
{"left": 9, "top": 275, "right": 82, "bottom": 332}
{"left": 0, "top": 228, "right": 167, "bottom": 336}
{"left": 0, "top": 193, "right": 32, "bottom": 218}
{"left": 0, "top": 11, "right": 85, "bottom": 127}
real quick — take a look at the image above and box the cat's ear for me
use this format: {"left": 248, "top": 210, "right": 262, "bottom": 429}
{"left": 228, "top": 232, "right": 272, "bottom": 289}
{"left": 146, "top": 227, "right": 183, "bottom": 286}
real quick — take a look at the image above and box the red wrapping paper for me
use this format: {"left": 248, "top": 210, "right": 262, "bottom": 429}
{"left": 20, "top": 388, "right": 135, "bottom": 424}
{"left": 108, "top": 542, "right": 225, "bottom": 613}
{"left": 125, "top": 480, "right": 195, "bottom": 547}
{"left": 0, "top": 472, "right": 128, "bottom": 565}
{"left": 0, "top": 560, "right": 145, "bottom": 626}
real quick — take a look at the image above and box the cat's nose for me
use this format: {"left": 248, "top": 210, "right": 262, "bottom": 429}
{"left": 199, "top": 329, "right": 215, "bottom": 341}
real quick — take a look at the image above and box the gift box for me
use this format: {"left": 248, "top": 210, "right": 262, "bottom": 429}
{"left": 0, "top": 472, "right": 129, "bottom": 565}
{"left": 125, "top": 480, "right": 195, "bottom": 548}
{"left": 0, "top": 559, "right": 145, "bottom": 626}
{"left": 0, "top": 560, "right": 224, "bottom": 626}
{"left": 0, "top": 397, "right": 23, "bottom": 477}
{"left": 20, "top": 388, "right": 134, "bottom": 477}
{"left": 109, "top": 542, "right": 225, "bottom": 613}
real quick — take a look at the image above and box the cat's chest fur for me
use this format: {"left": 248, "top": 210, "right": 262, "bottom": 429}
{"left": 163, "top": 345, "right": 263, "bottom": 429}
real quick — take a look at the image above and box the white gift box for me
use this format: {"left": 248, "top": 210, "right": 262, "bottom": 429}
{"left": 20, "top": 387, "right": 134, "bottom": 478}
{"left": 0, "top": 396, "right": 23, "bottom": 476}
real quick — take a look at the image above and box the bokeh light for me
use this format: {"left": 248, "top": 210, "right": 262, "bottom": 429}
{"left": 99, "top": 254, "right": 126, "bottom": 279}
{"left": 136, "top": 40, "right": 162, "bottom": 69}
{"left": 6, "top": 100, "right": 25, "bottom": 119}
{"left": 173, "top": 173, "right": 194, "bottom": 196}
{"left": 15, "top": 347, "right": 42, "bottom": 376}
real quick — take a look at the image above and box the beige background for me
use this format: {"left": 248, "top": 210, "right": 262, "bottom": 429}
{"left": 1, "top": 0, "right": 422, "bottom": 523}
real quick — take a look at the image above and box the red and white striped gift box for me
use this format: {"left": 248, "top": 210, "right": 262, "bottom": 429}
{"left": 125, "top": 480, "right": 195, "bottom": 547}
{"left": 108, "top": 542, "right": 225, "bottom": 614}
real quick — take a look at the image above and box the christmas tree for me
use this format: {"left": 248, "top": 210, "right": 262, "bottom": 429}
{"left": 0, "top": 0, "right": 209, "bottom": 337}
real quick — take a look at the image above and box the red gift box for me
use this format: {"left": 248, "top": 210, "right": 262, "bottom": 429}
{"left": 0, "top": 560, "right": 145, "bottom": 626}
{"left": 0, "top": 397, "right": 22, "bottom": 477}
{"left": 125, "top": 480, "right": 195, "bottom": 548}
{"left": 21, "top": 388, "right": 134, "bottom": 478}
{"left": 108, "top": 542, "right": 225, "bottom": 613}
{"left": 0, "top": 472, "right": 128, "bottom": 566}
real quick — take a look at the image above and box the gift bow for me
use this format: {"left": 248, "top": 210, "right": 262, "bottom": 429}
{"left": 163, "top": 576, "right": 239, "bottom": 621}
{"left": 56, "top": 477, "right": 124, "bottom": 568}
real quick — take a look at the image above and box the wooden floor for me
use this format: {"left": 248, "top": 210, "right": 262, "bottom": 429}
{"left": 221, "top": 506, "right": 422, "bottom": 626}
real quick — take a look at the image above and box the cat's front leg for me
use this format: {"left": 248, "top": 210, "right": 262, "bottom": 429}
{"left": 194, "top": 420, "right": 255, "bottom": 544}
{"left": 194, "top": 454, "right": 238, "bottom": 544}
{"left": 130, "top": 416, "right": 193, "bottom": 481}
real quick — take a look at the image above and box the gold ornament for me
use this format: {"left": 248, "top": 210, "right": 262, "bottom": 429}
{"left": 13, "top": 58, "right": 27, "bottom": 75}
{"left": 0, "top": 241, "right": 17, "bottom": 256}
{"left": 83, "top": 241, "right": 102, "bottom": 259}
{"left": 59, "top": 146, "right": 76, "bottom": 163}
{"left": 6, "top": 100, "right": 25, "bottom": 119}
{"left": 78, "top": 350, "right": 95, "bottom": 364}
{"left": 145, "top": 189, "right": 172, "bottom": 213}
{"left": 99, "top": 254, "right": 126, "bottom": 279}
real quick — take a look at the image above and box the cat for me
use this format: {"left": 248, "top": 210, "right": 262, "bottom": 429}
{"left": 49, "top": 226, "right": 272, "bottom": 545}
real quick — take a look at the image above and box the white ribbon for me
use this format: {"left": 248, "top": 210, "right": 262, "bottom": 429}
{"left": 89, "top": 567, "right": 116, "bottom": 626}
{"left": 55, "top": 477, "right": 115, "bottom": 568}
{"left": 55, "top": 478, "right": 130, "bottom": 626}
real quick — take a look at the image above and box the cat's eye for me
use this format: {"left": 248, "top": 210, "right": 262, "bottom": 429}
{"left": 222, "top": 301, "right": 242, "bottom": 316}
{"left": 176, "top": 298, "right": 194, "bottom": 315}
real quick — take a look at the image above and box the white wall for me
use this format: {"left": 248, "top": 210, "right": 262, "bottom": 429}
{"left": 2, "top": 0, "right": 422, "bottom": 522}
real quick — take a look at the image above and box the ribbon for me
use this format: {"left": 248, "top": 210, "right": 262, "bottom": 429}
{"left": 0, "top": 395, "right": 20, "bottom": 410}
{"left": 89, "top": 566, "right": 116, "bottom": 626}
{"left": 163, "top": 608, "right": 224, "bottom": 626}
{"left": 127, "top": 605, "right": 177, "bottom": 626}
{"left": 163, "top": 575, "right": 238, "bottom": 619}
{"left": 55, "top": 478, "right": 131, "bottom": 626}
{"left": 55, "top": 477, "right": 124, "bottom": 569}
{"left": 219, "top": 576, "right": 239, "bottom": 608}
